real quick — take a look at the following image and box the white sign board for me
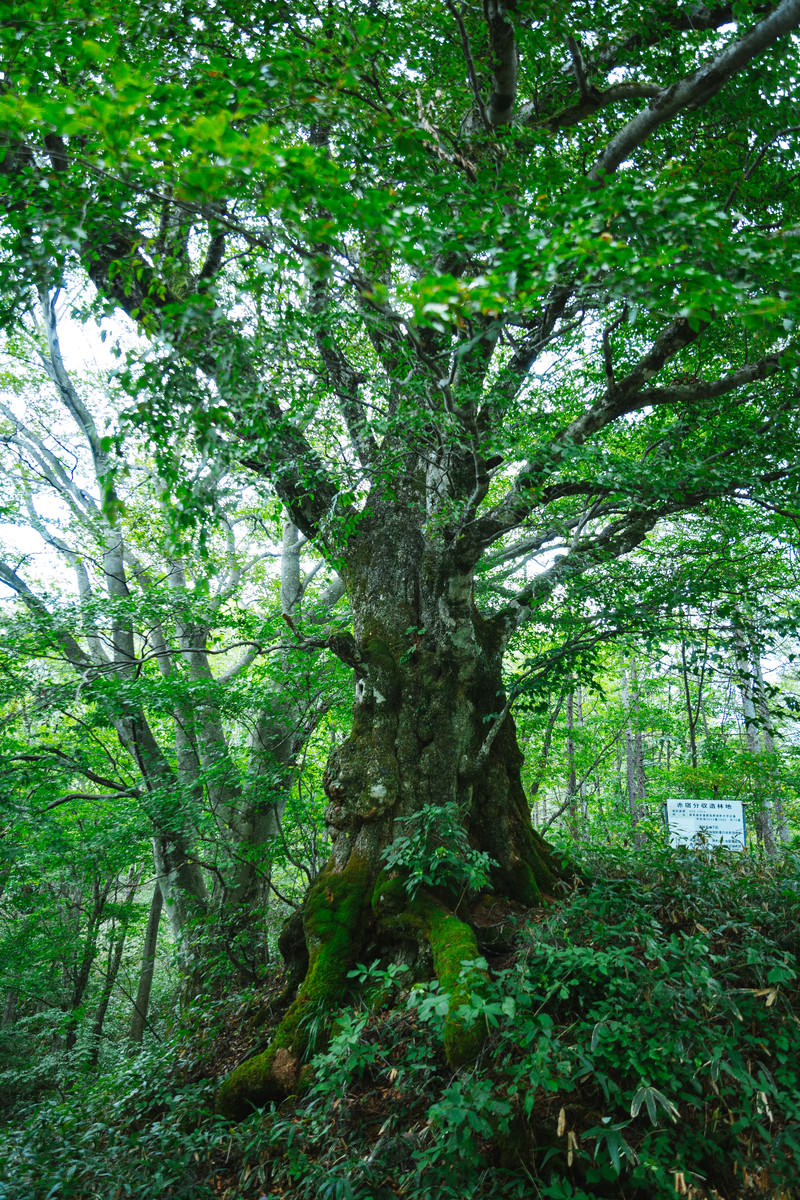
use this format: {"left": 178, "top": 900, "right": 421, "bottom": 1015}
{"left": 664, "top": 798, "right": 745, "bottom": 851}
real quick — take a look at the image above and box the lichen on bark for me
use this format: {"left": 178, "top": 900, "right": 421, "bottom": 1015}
{"left": 216, "top": 515, "right": 569, "bottom": 1117}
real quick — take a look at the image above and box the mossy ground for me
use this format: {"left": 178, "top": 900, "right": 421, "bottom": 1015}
{"left": 208, "top": 844, "right": 800, "bottom": 1200}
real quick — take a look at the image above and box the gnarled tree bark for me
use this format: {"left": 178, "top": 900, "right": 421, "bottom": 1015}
{"left": 215, "top": 502, "right": 563, "bottom": 1116}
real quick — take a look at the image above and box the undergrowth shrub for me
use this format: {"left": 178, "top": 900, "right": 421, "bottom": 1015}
{"left": 0, "top": 1044, "right": 226, "bottom": 1200}
{"left": 259, "top": 843, "right": 800, "bottom": 1200}
{"left": 2, "top": 844, "right": 799, "bottom": 1200}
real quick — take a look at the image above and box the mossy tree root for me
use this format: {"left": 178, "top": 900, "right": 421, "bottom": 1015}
{"left": 414, "top": 895, "right": 487, "bottom": 1068}
{"left": 371, "top": 878, "right": 489, "bottom": 1070}
{"left": 215, "top": 856, "right": 371, "bottom": 1119}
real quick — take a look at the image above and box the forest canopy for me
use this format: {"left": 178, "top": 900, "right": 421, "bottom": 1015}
{"left": 2, "top": 2, "right": 800, "bottom": 1196}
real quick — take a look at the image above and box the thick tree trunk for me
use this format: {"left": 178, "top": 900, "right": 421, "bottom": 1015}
{"left": 216, "top": 508, "right": 563, "bottom": 1117}
{"left": 321, "top": 515, "right": 558, "bottom": 906}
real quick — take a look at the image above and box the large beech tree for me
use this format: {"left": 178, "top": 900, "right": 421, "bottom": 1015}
{"left": 3, "top": 0, "right": 800, "bottom": 1109}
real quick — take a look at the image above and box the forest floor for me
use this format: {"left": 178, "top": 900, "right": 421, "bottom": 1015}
{"left": 2, "top": 842, "right": 800, "bottom": 1200}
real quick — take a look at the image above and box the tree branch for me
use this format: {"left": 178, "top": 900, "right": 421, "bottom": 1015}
{"left": 475, "top": 322, "right": 783, "bottom": 549}
{"left": 446, "top": 0, "right": 491, "bottom": 132}
{"left": 521, "top": 81, "right": 663, "bottom": 134}
{"left": 483, "top": 0, "right": 518, "bottom": 128}
{"left": 309, "top": 273, "right": 377, "bottom": 469}
{"left": 590, "top": 3, "right": 775, "bottom": 77}
{"left": 0, "top": 561, "right": 92, "bottom": 669}
{"left": 590, "top": 0, "right": 800, "bottom": 181}
{"left": 567, "top": 35, "right": 592, "bottom": 100}
{"left": 12, "top": 748, "right": 134, "bottom": 793}
{"left": 43, "top": 790, "right": 140, "bottom": 812}
{"left": 37, "top": 288, "right": 106, "bottom": 474}
{"left": 82, "top": 227, "right": 341, "bottom": 539}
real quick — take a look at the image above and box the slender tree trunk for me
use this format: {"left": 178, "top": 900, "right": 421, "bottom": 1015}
{"left": 63, "top": 883, "right": 107, "bottom": 1052}
{"left": 113, "top": 713, "right": 208, "bottom": 944}
{"left": 219, "top": 520, "right": 324, "bottom": 980}
{"left": 149, "top": 833, "right": 207, "bottom": 943}
{"left": 575, "top": 686, "right": 588, "bottom": 824}
{"left": 566, "top": 689, "right": 580, "bottom": 840}
{"left": 87, "top": 916, "right": 130, "bottom": 1069}
{"left": 2, "top": 990, "right": 17, "bottom": 1028}
{"left": 565, "top": 687, "right": 587, "bottom": 839}
{"left": 623, "top": 662, "right": 645, "bottom": 847}
{"left": 529, "top": 686, "right": 565, "bottom": 830}
{"left": 732, "top": 620, "right": 777, "bottom": 855}
{"left": 129, "top": 884, "right": 163, "bottom": 1045}
{"left": 753, "top": 649, "right": 789, "bottom": 844}
{"left": 679, "top": 639, "right": 700, "bottom": 770}
{"left": 95, "top": 870, "right": 140, "bottom": 1041}
{"left": 633, "top": 674, "right": 646, "bottom": 808}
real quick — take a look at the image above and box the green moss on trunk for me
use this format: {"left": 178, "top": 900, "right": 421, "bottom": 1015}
{"left": 408, "top": 894, "right": 486, "bottom": 1068}
{"left": 215, "top": 856, "right": 371, "bottom": 1119}
{"left": 499, "top": 830, "right": 560, "bottom": 908}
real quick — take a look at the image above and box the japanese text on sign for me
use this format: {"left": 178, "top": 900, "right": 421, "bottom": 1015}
{"left": 664, "top": 798, "right": 746, "bottom": 851}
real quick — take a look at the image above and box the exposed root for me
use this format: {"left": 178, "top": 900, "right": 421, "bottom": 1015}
{"left": 373, "top": 883, "right": 489, "bottom": 1068}
{"left": 215, "top": 856, "right": 371, "bottom": 1119}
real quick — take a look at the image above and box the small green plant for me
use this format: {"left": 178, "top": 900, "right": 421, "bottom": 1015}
{"left": 629, "top": 1084, "right": 680, "bottom": 1126}
{"left": 581, "top": 1117, "right": 639, "bottom": 1174}
{"left": 308, "top": 1010, "right": 379, "bottom": 1098}
{"left": 380, "top": 801, "right": 497, "bottom": 900}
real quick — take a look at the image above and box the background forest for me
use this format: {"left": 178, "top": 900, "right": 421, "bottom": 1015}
{"left": 2, "top": 0, "right": 800, "bottom": 1196}
{"left": 1, "top": 298, "right": 799, "bottom": 1198}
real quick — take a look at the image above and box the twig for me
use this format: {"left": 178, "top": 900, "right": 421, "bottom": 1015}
{"left": 567, "top": 35, "right": 591, "bottom": 99}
